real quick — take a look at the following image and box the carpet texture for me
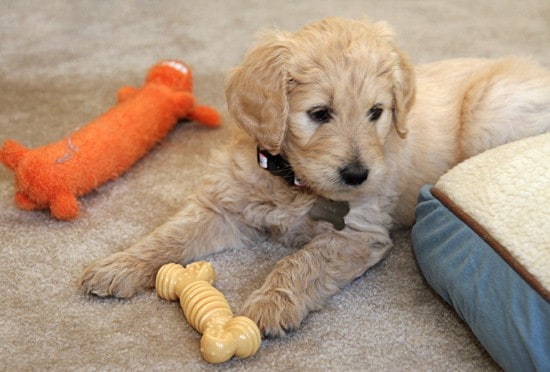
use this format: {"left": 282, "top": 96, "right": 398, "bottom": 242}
{"left": 1, "top": 1, "right": 548, "bottom": 370}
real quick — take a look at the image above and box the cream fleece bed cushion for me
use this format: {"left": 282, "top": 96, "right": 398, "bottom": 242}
{"left": 412, "top": 132, "right": 549, "bottom": 371}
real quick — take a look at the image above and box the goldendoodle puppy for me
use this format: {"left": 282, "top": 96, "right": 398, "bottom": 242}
{"left": 81, "top": 17, "right": 550, "bottom": 337}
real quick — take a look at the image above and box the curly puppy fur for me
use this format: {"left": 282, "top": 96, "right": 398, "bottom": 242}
{"left": 81, "top": 17, "right": 550, "bottom": 337}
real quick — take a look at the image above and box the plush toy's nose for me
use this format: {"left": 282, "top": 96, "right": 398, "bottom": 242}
{"left": 161, "top": 60, "right": 190, "bottom": 77}
{"left": 148, "top": 60, "right": 193, "bottom": 92}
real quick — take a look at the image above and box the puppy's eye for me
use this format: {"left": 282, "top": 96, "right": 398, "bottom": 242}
{"left": 307, "top": 106, "right": 332, "bottom": 124}
{"left": 368, "top": 106, "right": 383, "bottom": 122}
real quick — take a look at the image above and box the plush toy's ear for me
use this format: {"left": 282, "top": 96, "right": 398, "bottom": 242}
{"left": 225, "top": 33, "right": 291, "bottom": 154}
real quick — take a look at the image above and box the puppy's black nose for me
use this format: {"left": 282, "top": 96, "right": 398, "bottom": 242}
{"left": 339, "top": 162, "right": 369, "bottom": 186}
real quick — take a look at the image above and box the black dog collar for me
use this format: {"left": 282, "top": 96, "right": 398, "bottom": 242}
{"left": 256, "top": 146, "right": 350, "bottom": 230}
{"left": 257, "top": 147, "right": 304, "bottom": 187}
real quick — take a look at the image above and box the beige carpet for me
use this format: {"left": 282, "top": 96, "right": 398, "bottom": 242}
{"left": 1, "top": 1, "right": 548, "bottom": 370}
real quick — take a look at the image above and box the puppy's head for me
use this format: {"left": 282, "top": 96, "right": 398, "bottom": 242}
{"left": 225, "top": 17, "right": 415, "bottom": 201}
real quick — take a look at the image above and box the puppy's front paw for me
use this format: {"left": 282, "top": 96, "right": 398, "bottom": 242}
{"left": 240, "top": 288, "right": 307, "bottom": 338}
{"left": 80, "top": 252, "right": 155, "bottom": 298}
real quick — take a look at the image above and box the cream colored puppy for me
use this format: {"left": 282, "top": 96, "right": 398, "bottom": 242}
{"left": 81, "top": 17, "right": 550, "bottom": 337}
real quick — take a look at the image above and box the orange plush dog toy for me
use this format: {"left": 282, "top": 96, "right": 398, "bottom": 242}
{"left": 0, "top": 60, "right": 221, "bottom": 220}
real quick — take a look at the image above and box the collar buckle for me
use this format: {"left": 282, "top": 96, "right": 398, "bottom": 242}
{"left": 257, "top": 147, "right": 304, "bottom": 187}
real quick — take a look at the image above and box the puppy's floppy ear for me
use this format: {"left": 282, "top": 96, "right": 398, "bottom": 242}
{"left": 391, "top": 49, "right": 416, "bottom": 138}
{"left": 371, "top": 21, "right": 416, "bottom": 138}
{"left": 225, "top": 32, "right": 291, "bottom": 154}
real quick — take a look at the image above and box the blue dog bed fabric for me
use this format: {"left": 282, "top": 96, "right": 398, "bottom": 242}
{"left": 411, "top": 133, "right": 550, "bottom": 371}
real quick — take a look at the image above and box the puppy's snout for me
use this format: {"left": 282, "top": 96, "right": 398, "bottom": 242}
{"left": 339, "top": 162, "right": 369, "bottom": 186}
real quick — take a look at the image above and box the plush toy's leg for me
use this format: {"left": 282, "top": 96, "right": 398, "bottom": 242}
{"left": 0, "top": 139, "right": 27, "bottom": 171}
{"left": 117, "top": 86, "right": 139, "bottom": 103}
{"left": 171, "top": 92, "right": 196, "bottom": 117}
{"left": 188, "top": 106, "right": 221, "bottom": 128}
{"left": 50, "top": 192, "right": 80, "bottom": 220}
{"left": 15, "top": 192, "right": 39, "bottom": 210}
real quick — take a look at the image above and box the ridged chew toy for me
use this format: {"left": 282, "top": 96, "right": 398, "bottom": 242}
{"left": 156, "top": 262, "right": 261, "bottom": 364}
{"left": 0, "top": 60, "right": 221, "bottom": 220}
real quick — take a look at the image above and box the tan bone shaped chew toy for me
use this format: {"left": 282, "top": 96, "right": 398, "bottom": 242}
{"left": 156, "top": 262, "right": 261, "bottom": 364}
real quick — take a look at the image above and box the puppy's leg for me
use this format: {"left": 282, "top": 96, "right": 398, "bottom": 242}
{"left": 80, "top": 192, "right": 251, "bottom": 298}
{"left": 240, "top": 230, "right": 392, "bottom": 337}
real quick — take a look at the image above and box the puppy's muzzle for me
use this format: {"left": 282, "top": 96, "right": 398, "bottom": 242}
{"left": 339, "top": 162, "right": 369, "bottom": 186}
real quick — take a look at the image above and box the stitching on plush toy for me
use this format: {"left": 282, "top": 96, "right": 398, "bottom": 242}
{"left": 55, "top": 128, "right": 80, "bottom": 164}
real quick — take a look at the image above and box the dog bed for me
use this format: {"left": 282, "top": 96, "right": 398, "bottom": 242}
{"left": 412, "top": 132, "right": 549, "bottom": 371}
